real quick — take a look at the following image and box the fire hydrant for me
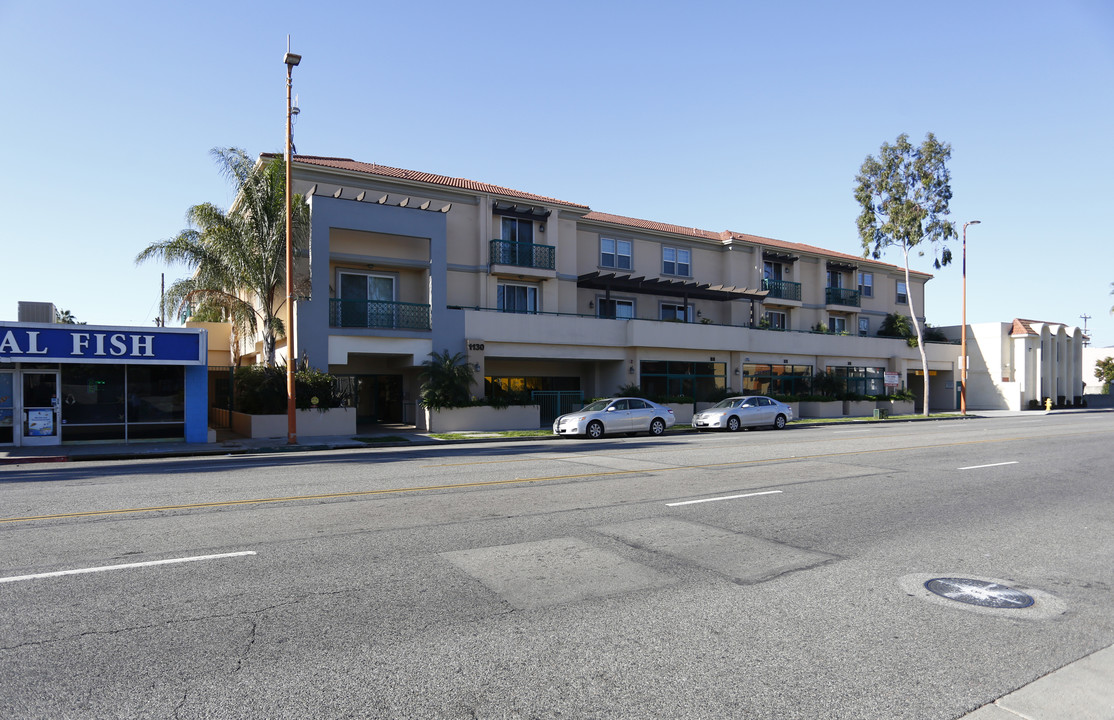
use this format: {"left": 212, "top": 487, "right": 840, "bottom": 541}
{"left": 1044, "top": 397, "right": 1052, "bottom": 411}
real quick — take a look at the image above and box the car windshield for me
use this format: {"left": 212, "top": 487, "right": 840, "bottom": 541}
{"left": 580, "top": 400, "right": 613, "bottom": 412}
{"left": 711, "top": 398, "right": 743, "bottom": 409}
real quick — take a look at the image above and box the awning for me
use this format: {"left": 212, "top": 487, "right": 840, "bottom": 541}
{"left": 577, "top": 272, "right": 767, "bottom": 302}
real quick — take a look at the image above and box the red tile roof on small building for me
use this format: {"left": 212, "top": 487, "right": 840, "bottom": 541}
{"left": 1011, "top": 318, "right": 1076, "bottom": 336}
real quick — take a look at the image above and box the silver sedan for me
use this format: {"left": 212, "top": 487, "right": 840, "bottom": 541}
{"left": 553, "top": 397, "right": 676, "bottom": 439}
{"left": 692, "top": 396, "right": 793, "bottom": 431}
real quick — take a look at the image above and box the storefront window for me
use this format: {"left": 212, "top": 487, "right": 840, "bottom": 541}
{"left": 742, "top": 364, "right": 813, "bottom": 396}
{"left": 640, "top": 361, "right": 726, "bottom": 401}
{"left": 59, "top": 364, "right": 184, "bottom": 441}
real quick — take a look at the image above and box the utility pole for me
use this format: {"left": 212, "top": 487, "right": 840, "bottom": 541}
{"left": 1080, "top": 314, "right": 1091, "bottom": 347}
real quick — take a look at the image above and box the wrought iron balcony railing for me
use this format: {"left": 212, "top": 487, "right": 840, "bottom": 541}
{"left": 329, "top": 299, "right": 431, "bottom": 330}
{"left": 489, "top": 239, "right": 556, "bottom": 270}
{"left": 825, "top": 287, "right": 861, "bottom": 307}
{"left": 762, "top": 278, "right": 802, "bottom": 301}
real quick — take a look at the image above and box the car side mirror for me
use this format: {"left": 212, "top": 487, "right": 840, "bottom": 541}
{"left": 606, "top": 407, "right": 616, "bottom": 412}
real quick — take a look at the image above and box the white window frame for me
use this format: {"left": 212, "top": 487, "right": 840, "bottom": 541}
{"left": 764, "top": 310, "right": 787, "bottom": 330}
{"left": 858, "top": 272, "right": 873, "bottom": 297}
{"left": 829, "top": 316, "right": 847, "bottom": 334}
{"left": 501, "top": 217, "right": 534, "bottom": 244}
{"left": 497, "top": 282, "right": 539, "bottom": 314}
{"left": 660, "top": 302, "right": 693, "bottom": 323}
{"left": 896, "top": 281, "right": 908, "bottom": 304}
{"left": 600, "top": 238, "right": 632, "bottom": 270}
{"left": 662, "top": 247, "right": 691, "bottom": 277}
{"left": 859, "top": 317, "right": 870, "bottom": 336}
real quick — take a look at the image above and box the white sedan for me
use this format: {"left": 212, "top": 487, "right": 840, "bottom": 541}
{"left": 692, "top": 396, "right": 793, "bottom": 431}
{"left": 553, "top": 397, "right": 676, "bottom": 439}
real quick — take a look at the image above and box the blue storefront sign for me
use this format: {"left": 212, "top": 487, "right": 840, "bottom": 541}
{"left": 0, "top": 323, "right": 205, "bottom": 364}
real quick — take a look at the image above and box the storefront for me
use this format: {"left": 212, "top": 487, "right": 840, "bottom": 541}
{"left": 0, "top": 322, "right": 208, "bottom": 446}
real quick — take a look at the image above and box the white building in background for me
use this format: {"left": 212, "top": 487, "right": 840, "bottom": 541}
{"left": 940, "top": 319, "right": 1087, "bottom": 411}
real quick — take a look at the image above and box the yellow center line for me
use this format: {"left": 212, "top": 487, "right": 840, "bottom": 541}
{"left": 1, "top": 430, "right": 1101, "bottom": 524}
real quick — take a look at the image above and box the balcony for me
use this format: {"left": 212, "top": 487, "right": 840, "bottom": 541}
{"left": 762, "top": 278, "right": 802, "bottom": 302}
{"left": 825, "top": 287, "right": 861, "bottom": 307}
{"left": 329, "top": 299, "right": 431, "bottom": 330}
{"left": 489, "top": 239, "right": 556, "bottom": 271}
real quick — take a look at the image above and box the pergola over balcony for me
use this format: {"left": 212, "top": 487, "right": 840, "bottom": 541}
{"left": 577, "top": 272, "right": 767, "bottom": 303}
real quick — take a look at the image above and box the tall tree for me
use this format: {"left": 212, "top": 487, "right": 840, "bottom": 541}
{"left": 855, "top": 132, "right": 957, "bottom": 416}
{"left": 54, "top": 309, "right": 85, "bottom": 325}
{"left": 136, "top": 148, "right": 309, "bottom": 366}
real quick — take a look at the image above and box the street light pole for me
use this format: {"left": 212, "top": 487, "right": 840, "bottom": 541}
{"left": 284, "top": 38, "right": 301, "bottom": 445}
{"left": 961, "top": 220, "right": 981, "bottom": 415}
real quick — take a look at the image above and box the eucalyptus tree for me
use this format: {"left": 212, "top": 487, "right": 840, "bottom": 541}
{"left": 136, "top": 147, "right": 309, "bottom": 366}
{"left": 855, "top": 132, "right": 957, "bottom": 416}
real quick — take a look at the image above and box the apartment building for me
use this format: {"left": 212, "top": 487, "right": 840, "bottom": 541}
{"left": 249, "top": 155, "right": 960, "bottom": 425}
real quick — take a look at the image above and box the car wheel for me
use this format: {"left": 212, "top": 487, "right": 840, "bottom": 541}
{"left": 727, "top": 416, "right": 741, "bottom": 432}
{"left": 648, "top": 418, "right": 666, "bottom": 436}
{"left": 773, "top": 414, "right": 787, "bottom": 430}
{"left": 586, "top": 420, "right": 605, "bottom": 439}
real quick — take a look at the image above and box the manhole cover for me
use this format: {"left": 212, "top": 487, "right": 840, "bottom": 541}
{"left": 924, "top": 578, "right": 1034, "bottom": 608}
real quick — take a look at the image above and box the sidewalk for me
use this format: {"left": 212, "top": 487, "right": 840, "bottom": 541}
{"left": 2, "top": 407, "right": 1109, "bottom": 465}
{"left": 957, "top": 643, "right": 1114, "bottom": 719}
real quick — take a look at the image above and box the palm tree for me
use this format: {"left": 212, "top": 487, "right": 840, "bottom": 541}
{"left": 418, "top": 350, "right": 476, "bottom": 410}
{"left": 136, "top": 148, "right": 309, "bottom": 366}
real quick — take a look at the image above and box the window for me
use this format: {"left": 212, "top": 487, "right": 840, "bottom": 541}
{"left": 600, "top": 238, "right": 631, "bottom": 270}
{"left": 337, "top": 271, "right": 397, "bottom": 328}
{"left": 828, "top": 366, "right": 886, "bottom": 396}
{"left": 858, "top": 272, "right": 873, "bottom": 297}
{"left": 640, "top": 360, "right": 726, "bottom": 401}
{"left": 896, "top": 281, "right": 908, "bottom": 304}
{"left": 663, "top": 247, "right": 691, "bottom": 276}
{"left": 829, "top": 316, "right": 847, "bottom": 334}
{"left": 497, "top": 283, "right": 538, "bottom": 314}
{"left": 741, "top": 363, "right": 813, "bottom": 396}
{"left": 763, "top": 261, "right": 783, "bottom": 281}
{"left": 501, "top": 217, "right": 534, "bottom": 244}
{"left": 858, "top": 317, "right": 870, "bottom": 336}
{"left": 598, "top": 298, "right": 634, "bottom": 319}
{"left": 827, "top": 270, "right": 843, "bottom": 289}
{"left": 660, "top": 303, "right": 693, "bottom": 322}
{"left": 763, "top": 310, "right": 787, "bottom": 330}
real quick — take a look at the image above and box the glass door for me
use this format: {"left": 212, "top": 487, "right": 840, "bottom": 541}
{"left": 22, "top": 370, "right": 61, "bottom": 446}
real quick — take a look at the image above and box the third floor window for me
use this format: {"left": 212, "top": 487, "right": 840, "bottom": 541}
{"left": 600, "top": 238, "right": 632, "bottom": 270}
{"left": 663, "top": 247, "right": 691, "bottom": 276}
{"left": 858, "top": 272, "right": 873, "bottom": 297}
{"left": 501, "top": 217, "right": 534, "bottom": 244}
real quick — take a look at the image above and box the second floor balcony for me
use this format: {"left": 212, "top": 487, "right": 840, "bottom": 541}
{"left": 825, "top": 287, "right": 861, "bottom": 307}
{"left": 329, "top": 298, "right": 432, "bottom": 330}
{"left": 490, "top": 239, "right": 556, "bottom": 271}
{"left": 762, "top": 278, "right": 802, "bottom": 302}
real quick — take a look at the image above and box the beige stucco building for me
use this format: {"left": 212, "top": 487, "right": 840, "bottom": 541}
{"left": 227, "top": 155, "right": 964, "bottom": 425}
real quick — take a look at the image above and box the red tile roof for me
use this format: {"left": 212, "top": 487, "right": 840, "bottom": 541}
{"left": 1011, "top": 318, "right": 1076, "bottom": 335}
{"left": 288, "top": 154, "right": 930, "bottom": 277}
{"left": 289, "top": 155, "right": 590, "bottom": 209}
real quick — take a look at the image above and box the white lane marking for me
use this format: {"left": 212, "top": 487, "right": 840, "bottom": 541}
{"left": 667, "top": 490, "right": 782, "bottom": 507}
{"left": 0, "top": 551, "right": 257, "bottom": 584}
{"left": 959, "top": 461, "right": 1020, "bottom": 470}
{"left": 833, "top": 430, "right": 871, "bottom": 434}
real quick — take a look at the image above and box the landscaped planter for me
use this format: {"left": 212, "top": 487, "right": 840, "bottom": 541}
{"left": 419, "top": 404, "right": 541, "bottom": 433}
{"left": 798, "top": 401, "right": 843, "bottom": 418}
{"left": 230, "top": 408, "right": 356, "bottom": 439}
{"left": 844, "top": 400, "right": 876, "bottom": 417}
{"left": 877, "top": 400, "right": 915, "bottom": 416}
{"left": 664, "top": 403, "right": 694, "bottom": 424}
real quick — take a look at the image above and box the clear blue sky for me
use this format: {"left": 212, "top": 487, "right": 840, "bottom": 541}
{"left": 3, "top": 1, "right": 1112, "bottom": 348}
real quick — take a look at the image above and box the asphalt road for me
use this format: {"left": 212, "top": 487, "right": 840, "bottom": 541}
{"left": 1, "top": 413, "right": 1112, "bottom": 719}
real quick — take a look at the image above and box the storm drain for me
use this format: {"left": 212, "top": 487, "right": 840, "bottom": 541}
{"left": 924, "top": 577, "right": 1035, "bottom": 609}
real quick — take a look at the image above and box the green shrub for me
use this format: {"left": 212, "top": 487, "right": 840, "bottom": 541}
{"left": 234, "top": 365, "right": 344, "bottom": 414}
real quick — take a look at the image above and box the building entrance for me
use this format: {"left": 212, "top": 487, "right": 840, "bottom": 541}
{"left": 21, "top": 370, "right": 61, "bottom": 446}
{"left": 353, "top": 375, "right": 404, "bottom": 425}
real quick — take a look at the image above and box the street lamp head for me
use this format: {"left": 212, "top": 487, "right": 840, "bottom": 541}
{"left": 966, "top": 220, "right": 981, "bottom": 227}
{"left": 284, "top": 52, "right": 301, "bottom": 67}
